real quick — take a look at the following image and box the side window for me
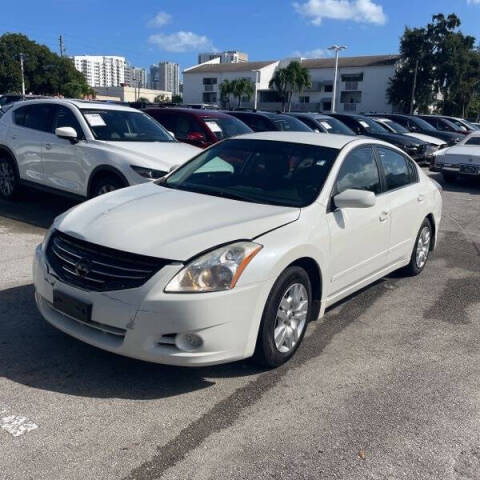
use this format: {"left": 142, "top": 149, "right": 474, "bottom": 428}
{"left": 465, "top": 137, "right": 480, "bottom": 146}
{"left": 335, "top": 147, "right": 381, "bottom": 194}
{"left": 24, "top": 104, "right": 56, "bottom": 132}
{"left": 14, "top": 106, "right": 28, "bottom": 126}
{"left": 407, "top": 158, "right": 419, "bottom": 183}
{"left": 175, "top": 114, "right": 205, "bottom": 140}
{"left": 53, "top": 106, "right": 84, "bottom": 138}
{"left": 153, "top": 113, "right": 176, "bottom": 133}
{"left": 377, "top": 147, "right": 412, "bottom": 190}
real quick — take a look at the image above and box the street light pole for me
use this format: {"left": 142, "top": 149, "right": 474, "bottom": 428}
{"left": 19, "top": 53, "right": 25, "bottom": 97}
{"left": 253, "top": 70, "right": 260, "bottom": 111}
{"left": 328, "top": 45, "right": 347, "bottom": 113}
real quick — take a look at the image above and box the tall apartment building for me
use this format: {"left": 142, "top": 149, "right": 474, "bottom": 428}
{"left": 150, "top": 62, "right": 179, "bottom": 95}
{"left": 72, "top": 55, "right": 125, "bottom": 87}
{"left": 124, "top": 65, "right": 146, "bottom": 87}
{"left": 198, "top": 50, "right": 248, "bottom": 65}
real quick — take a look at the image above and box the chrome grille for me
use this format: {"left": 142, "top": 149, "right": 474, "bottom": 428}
{"left": 46, "top": 231, "right": 170, "bottom": 292}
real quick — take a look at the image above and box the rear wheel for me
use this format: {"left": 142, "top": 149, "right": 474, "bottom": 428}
{"left": 402, "top": 218, "right": 433, "bottom": 276}
{"left": 254, "top": 266, "right": 312, "bottom": 368}
{"left": 0, "top": 156, "right": 19, "bottom": 200}
{"left": 91, "top": 173, "right": 126, "bottom": 197}
{"left": 442, "top": 171, "right": 457, "bottom": 183}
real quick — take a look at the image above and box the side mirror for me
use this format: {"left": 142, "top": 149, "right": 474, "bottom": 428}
{"left": 55, "top": 126, "right": 78, "bottom": 143}
{"left": 333, "top": 189, "right": 376, "bottom": 209}
{"left": 168, "top": 131, "right": 175, "bottom": 138}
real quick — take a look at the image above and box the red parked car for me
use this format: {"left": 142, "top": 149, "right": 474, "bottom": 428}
{"left": 143, "top": 108, "right": 252, "bottom": 148}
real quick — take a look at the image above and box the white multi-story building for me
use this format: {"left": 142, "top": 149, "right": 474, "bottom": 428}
{"left": 183, "top": 54, "right": 401, "bottom": 113}
{"left": 150, "top": 62, "right": 179, "bottom": 95}
{"left": 198, "top": 50, "right": 248, "bottom": 65}
{"left": 124, "top": 65, "right": 146, "bottom": 88}
{"left": 72, "top": 55, "right": 126, "bottom": 88}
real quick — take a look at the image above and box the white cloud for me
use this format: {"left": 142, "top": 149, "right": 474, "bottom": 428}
{"left": 147, "top": 11, "right": 171, "bottom": 27}
{"left": 148, "top": 31, "right": 215, "bottom": 53}
{"left": 292, "top": 48, "right": 328, "bottom": 58}
{"left": 467, "top": 0, "right": 480, "bottom": 4}
{"left": 294, "top": 0, "right": 387, "bottom": 25}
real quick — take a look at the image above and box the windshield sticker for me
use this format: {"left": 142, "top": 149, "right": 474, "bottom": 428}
{"left": 84, "top": 113, "right": 106, "bottom": 127}
{"left": 205, "top": 120, "right": 222, "bottom": 133}
{"left": 320, "top": 121, "right": 332, "bottom": 130}
{"left": 359, "top": 120, "right": 370, "bottom": 128}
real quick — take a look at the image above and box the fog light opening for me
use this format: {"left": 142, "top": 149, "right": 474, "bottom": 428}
{"left": 176, "top": 333, "right": 204, "bottom": 352}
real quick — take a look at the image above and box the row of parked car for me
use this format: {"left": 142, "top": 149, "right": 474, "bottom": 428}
{"left": 0, "top": 96, "right": 477, "bottom": 203}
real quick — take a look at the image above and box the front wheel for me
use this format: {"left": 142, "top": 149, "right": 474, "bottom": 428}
{"left": 254, "top": 266, "right": 312, "bottom": 368}
{"left": 0, "top": 156, "right": 19, "bottom": 200}
{"left": 91, "top": 174, "right": 126, "bottom": 197}
{"left": 402, "top": 218, "right": 433, "bottom": 276}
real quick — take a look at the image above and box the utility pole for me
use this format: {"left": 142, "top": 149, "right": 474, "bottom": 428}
{"left": 59, "top": 35, "right": 65, "bottom": 57}
{"left": 410, "top": 59, "right": 419, "bottom": 115}
{"left": 19, "top": 53, "right": 25, "bottom": 97}
{"left": 328, "top": 45, "right": 347, "bottom": 113}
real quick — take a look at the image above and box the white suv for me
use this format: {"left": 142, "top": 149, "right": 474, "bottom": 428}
{"left": 0, "top": 99, "right": 200, "bottom": 199}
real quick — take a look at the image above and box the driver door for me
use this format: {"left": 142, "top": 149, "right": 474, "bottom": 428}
{"left": 42, "top": 105, "right": 87, "bottom": 195}
{"left": 326, "top": 146, "right": 391, "bottom": 298}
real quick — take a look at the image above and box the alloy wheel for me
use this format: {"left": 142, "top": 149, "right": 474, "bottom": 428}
{"left": 0, "top": 160, "right": 15, "bottom": 197}
{"left": 274, "top": 283, "right": 309, "bottom": 353}
{"left": 96, "top": 184, "right": 118, "bottom": 195}
{"left": 416, "top": 226, "right": 431, "bottom": 269}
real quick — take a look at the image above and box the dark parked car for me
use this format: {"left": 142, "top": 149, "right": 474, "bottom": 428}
{"left": 285, "top": 112, "right": 355, "bottom": 135}
{"left": 377, "top": 114, "right": 463, "bottom": 146}
{"left": 143, "top": 108, "right": 252, "bottom": 148}
{"left": 433, "top": 115, "right": 478, "bottom": 133}
{"left": 329, "top": 113, "right": 430, "bottom": 163}
{"left": 226, "top": 111, "right": 313, "bottom": 132}
{"left": 417, "top": 115, "right": 467, "bottom": 135}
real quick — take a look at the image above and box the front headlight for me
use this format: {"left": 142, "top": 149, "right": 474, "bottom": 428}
{"left": 131, "top": 165, "right": 167, "bottom": 179}
{"left": 165, "top": 241, "right": 263, "bottom": 293}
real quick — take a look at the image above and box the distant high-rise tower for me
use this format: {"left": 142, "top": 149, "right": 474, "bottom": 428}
{"left": 150, "top": 62, "right": 179, "bottom": 94}
{"left": 72, "top": 55, "right": 126, "bottom": 87}
{"left": 198, "top": 50, "right": 248, "bottom": 64}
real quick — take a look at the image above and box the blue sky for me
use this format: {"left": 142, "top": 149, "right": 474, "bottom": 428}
{"left": 2, "top": 0, "right": 480, "bottom": 73}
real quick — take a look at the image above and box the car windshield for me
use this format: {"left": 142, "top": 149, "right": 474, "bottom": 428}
{"left": 411, "top": 117, "right": 436, "bottom": 131}
{"left": 273, "top": 116, "right": 312, "bottom": 132}
{"left": 160, "top": 139, "right": 339, "bottom": 208}
{"left": 315, "top": 117, "right": 355, "bottom": 135}
{"left": 379, "top": 119, "right": 409, "bottom": 134}
{"left": 81, "top": 109, "right": 174, "bottom": 142}
{"left": 441, "top": 118, "right": 465, "bottom": 132}
{"left": 203, "top": 116, "right": 252, "bottom": 140}
{"left": 358, "top": 117, "right": 389, "bottom": 134}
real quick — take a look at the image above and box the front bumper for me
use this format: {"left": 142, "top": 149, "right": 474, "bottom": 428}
{"left": 33, "top": 245, "right": 269, "bottom": 366}
{"left": 433, "top": 163, "right": 480, "bottom": 176}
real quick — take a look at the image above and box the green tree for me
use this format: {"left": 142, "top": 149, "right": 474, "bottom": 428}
{"left": 269, "top": 61, "right": 312, "bottom": 111}
{"left": 231, "top": 78, "right": 254, "bottom": 108}
{"left": 172, "top": 94, "right": 183, "bottom": 104}
{"left": 137, "top": 97, "right": 151, "bottom": 104}
{"left": 219, "top": 79, "right": 233, "bottom": 109}
{"left": 154, "top": 94, "right": 167, "bottom": 103}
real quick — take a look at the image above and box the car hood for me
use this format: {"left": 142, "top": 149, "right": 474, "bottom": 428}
{"left": 55, "top": 182, "right": 300, "bottom": 261}
{"left": 368, "top": 132, "right": 423, "bottom": 146}
{"left": 422, "top": 130, "right": 462, "bottom": 143}
{"left": 94, "top": 141, "right": 201, "bottom": 170}
{"left": 405, "top": 133, "right": 445, "bottom": 146}
{"left": 440, "top": 146, "right": 480, "bottom": 165}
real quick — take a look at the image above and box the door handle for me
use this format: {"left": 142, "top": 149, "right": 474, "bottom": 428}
{"left": 417, "top": 194, "right": 425, "bottom": 202}
{"left": 45, "top": 143, "right": 52, "bottom": 150}
{"left": 379, "top": 210, "right": 390, "bottom": 222}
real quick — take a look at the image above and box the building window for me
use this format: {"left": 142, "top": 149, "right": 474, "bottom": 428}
{"left": 322, "top": 101, "right": 332, "bottom": 111}
{"left": 340, "top": 91, "right": 362, "bottom": 104}
{"left": 341, "top": 73, "right": 364, "bottom": 82}
{"left": 202, "top": 78, "right": 217, "bottom": 85}
{"left": 202, "top": 92, "right": 217, "bottom": 103}
{"left": 324, "top": 84, "right": 333, "bottom": 93}
{"left": 299, "top": 96, "right": 310, "bottom": 104}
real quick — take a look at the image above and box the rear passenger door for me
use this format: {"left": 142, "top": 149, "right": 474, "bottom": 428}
{"left": 174, "top": 113, "right": 208, "bottom": 148}
{"left": 8, "top": 103, "right": 55, "bottom": 184}
{"left": 375, "top": 146, "right": 424, "bottom": 265}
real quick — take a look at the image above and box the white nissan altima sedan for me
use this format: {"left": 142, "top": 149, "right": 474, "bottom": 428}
{"left": 33, "top": 132, "right": 442, "bottom": 368}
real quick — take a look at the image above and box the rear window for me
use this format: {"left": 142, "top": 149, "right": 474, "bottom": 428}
{"left": 316, "top": 117, "right": 355, "bottom": 135}
{"left": 273, "top": 116, "right": 312, "bottom": 132}
{"left": 203, "top": 116, "right": 251, "bottom": 140}
{"left": 465, "top": 136, "right": 480, "bottom": 146}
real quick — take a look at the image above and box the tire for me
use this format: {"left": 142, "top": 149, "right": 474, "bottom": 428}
{"left": 402, "top": 218, "right": 433, "bottom": 276}
{"left": 0, "top": 155, "right": 19, "bottom": 200}
{"left": 442, "top": 171, "right": 457, "bottom": 183}
{"left": 91, "top": 173, "right": 126, "bottom": 197}
{"left": 253, "top": 266, "right": 312, "bottom": 368}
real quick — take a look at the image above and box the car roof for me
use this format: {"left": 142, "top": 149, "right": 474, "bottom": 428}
{"left": 288, "top": 112, "right": 333, "bottom": 120}
{"left": 10, "top": 98, "right": 139, "bottom": 112}
{"left": 144, "top": 107, "right": 234, "bottom": 119}
{"left": 228, "top": 131, "right": 358, "bottom": 149}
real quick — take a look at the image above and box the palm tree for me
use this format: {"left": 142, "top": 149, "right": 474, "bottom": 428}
{"left": 269, "top": 61, "right": 312, "bottom": 111}
{"left": 269, "top": 69, "right": 289, "bottom": 111}
{"left": 231, "top": 78, "right": 254, "bottom": 108}
{"left": 219, "top": 79, "right": 233, "bottom": 109}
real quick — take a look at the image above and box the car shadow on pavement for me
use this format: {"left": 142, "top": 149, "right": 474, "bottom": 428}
{"left": 0, "top": 284, "right": 262, "bottom": 400}
{"left": 0, "top": 190, "right": 79, "bottom": 229}
{"left": 428, "top": 170, "right": 480, "bottom": 195}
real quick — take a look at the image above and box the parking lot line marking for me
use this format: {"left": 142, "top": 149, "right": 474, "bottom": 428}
{"left": 0, "top": 405, "right": 38, "bottom": 437}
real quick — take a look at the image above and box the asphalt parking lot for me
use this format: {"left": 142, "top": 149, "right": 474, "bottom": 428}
{"left": 1, "top": 171, "right": 479, "bottom": 480}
